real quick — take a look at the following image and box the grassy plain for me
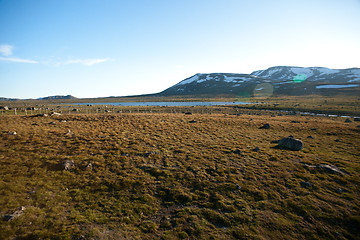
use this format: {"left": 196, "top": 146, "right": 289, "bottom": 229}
{"left": 0, "top": 97, "right": 359, "bottom": 239}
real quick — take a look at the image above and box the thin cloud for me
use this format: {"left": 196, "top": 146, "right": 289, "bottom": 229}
{"left": 0, "top": 56, "right": 38, "bottom": 63}
{"left": 57, "top": 58, "right": 110, "bottom": 66}
{"left": 0, "top": 44, "right": 13, "bottom": 56}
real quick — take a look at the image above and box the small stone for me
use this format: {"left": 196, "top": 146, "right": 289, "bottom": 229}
{"left": 259, "top": 123, "right": 270, "bottom": 129}
{"left": 300, "top": 182, "right": 313, "bottom": 188}
{"left": 189, "top": 120, "right": 197, "bottom": 123}
{"left": 335, "top": 139, "right": 340, "bottom": 142}
{"left": 65, "top": 129, "right": 72, "bottom": 136}
{"left": 62, "top": 160, "right": 75, "bottom": 171}
{"left": 307, "top": 135, "right": 314, "bottom": 139}
{"left": 233, "top": 149, "right": 242, "bottom": 154}
{"left": 7, "top": 131, "right": 17, "bottom": 135}
{"left": 345, "top": 118, "right": 352, "bottom": 123}
{"left": 86, "top": 163, "right": 93, "bottom": 170}
{"left": 3, "top": 206, "right": 26, "bottom": 221}
{"left": 253, "top": 147, "right": 260, "bottom": 152}
{"left": 50, "top": 112, "right": 61, "bottom": 116}
{"left": 318, "top": 164, "right": 345, "bottom": 175}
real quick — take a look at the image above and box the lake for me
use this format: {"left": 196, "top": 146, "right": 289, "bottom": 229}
{"left": 75, "top": 101, "right": 250, "bottom": 107}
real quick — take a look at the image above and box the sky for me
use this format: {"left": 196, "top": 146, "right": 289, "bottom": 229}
{"left": 1, "top": 0, "right": 360, "bottom": 99}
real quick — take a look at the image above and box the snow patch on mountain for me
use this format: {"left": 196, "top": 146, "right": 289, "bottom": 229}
{"left": 176, "top": 74, "right": 200, "bottom": 86}
{"left": 316, "top": 84, "right": 360, "bottom": 89}
{"left": 291, "top": 67, "right": 314, "bottom": 77}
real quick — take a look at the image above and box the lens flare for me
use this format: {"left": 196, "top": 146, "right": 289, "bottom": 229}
{"left": 293, "top": 74, "right": 307, "bottom": 83}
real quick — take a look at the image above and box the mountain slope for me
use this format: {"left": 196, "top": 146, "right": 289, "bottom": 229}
{"left": 158, "top": 66, "right": 360, "bottom": 97}
{"left": 251, "top": 66, "right": 360, "bottom": 83}
{"left": 37, "top": 95, "right": 77, "bottom": 100}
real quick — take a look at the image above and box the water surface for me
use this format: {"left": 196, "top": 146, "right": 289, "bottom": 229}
{"left": 75, "top": 101, "right": 250, "bottom": 107}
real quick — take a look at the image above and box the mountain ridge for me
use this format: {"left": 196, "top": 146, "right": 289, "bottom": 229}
{"left": 158, "top": 66, "right": 360, "bottom": 97}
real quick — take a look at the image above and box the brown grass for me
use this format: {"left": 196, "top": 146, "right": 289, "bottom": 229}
{"left": 0, "top": 108, "right": 359, "bottom": 239}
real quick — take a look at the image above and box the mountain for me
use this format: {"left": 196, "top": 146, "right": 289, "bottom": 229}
{"left": 158, "top": 66, "right": 360, "bottom": 97}
{"left": 37, "top": 95, "right": 77, "bottom": 100}
{"left": 251, "top": 66, "right": 360, "bottom": 83}
{"left": 0, "top": 97, "right": 19, "bottom": 101}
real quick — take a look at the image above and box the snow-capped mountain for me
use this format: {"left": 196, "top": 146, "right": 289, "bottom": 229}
{"left": 158, "top": 66, "right": 360, "bottom": 96}
{"left": 251, "top": 66, "right": 360, "bottom": 83}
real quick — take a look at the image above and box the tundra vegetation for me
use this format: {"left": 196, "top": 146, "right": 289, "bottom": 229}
{"left": 0, "top": 95, "right": 359, "bottom": 239}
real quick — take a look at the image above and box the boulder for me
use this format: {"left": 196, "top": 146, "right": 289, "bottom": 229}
{"left": 278, "top": 136, "right": 303, "bottom": 151}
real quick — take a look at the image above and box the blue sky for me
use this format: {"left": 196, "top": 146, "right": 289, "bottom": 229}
{"left": 1, "top": 0, "right": 359, "bottom": 99}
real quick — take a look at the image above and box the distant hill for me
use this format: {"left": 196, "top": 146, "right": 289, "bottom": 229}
{"left": 37, "top": 95, "right": 77, "bottom": 100}
{"left": 0, "top": 97, "right": 19, "bottom": 101}
{"left": 158, "top": 66, "right": 360, "bottom": 97}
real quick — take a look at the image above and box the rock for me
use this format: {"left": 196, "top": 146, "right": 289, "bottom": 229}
{"left": 86, "top": 163, "right": 93, "bottom": 171}
{"left": 32, "top": 113, "right": 48, "bottom": 117}
{"left": 335, "top": 139, "right": 340, "bottom": 142}
{"left": 189, "top": 120, "right": 197, "bottom": 123}
{"left": 259, "top": 123, "right": 270, "bottom": 129}
{"left": 7, "top": 131, "right": 17, "bottom": 135}
{"left": 3, "top": 206, "right": 26, "bottom": 221}
{"left": 300, "top": 181, "right": 313, "bottom": 188}
{"left": 0, "top": 106, "right": 9, "bottom": 110}
{"left": 233, "top": 149, "right": 242, "bottom": 155}
{"left": 253, "top": 147, "right": 260, "bottom": 152}
{"left": 302, "top": 163, "right": 346, "bottom": 175}
{"left": 62, "top": 160, "right": 75, "bottom": 171}
{"left": 345, "top": 118, "right": 352, "bottom": 123}
{"left": 72, "top": 109, "right": 79, "bottom": 112}
{"left": 354, "top": 118, "right": 360, "bottom": 122}
{"left": 184, "top": 112, "right": 192, "bottom": 115}
{"left": 65, "top": 129, "right": 72, "bottom": 136}
{"left": 311, "top": 128, "right": 317, "bottom": 131}
{"left": 277, "top": 136, "right": 303, "bottom": 151}
{"left": 48, "top": 121, "right": 56, "bottom": 125}
{"left": 50, "top": 112, "right": 61, "bottom": 116}
{"left": 291, "top": 121, "right": 300, "bottom": 123}
{"left": 307, "top": 135, "right": 314, "bottom": 139}
{"left": 318, "top": 164, "right": 345, "bottom": 175}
